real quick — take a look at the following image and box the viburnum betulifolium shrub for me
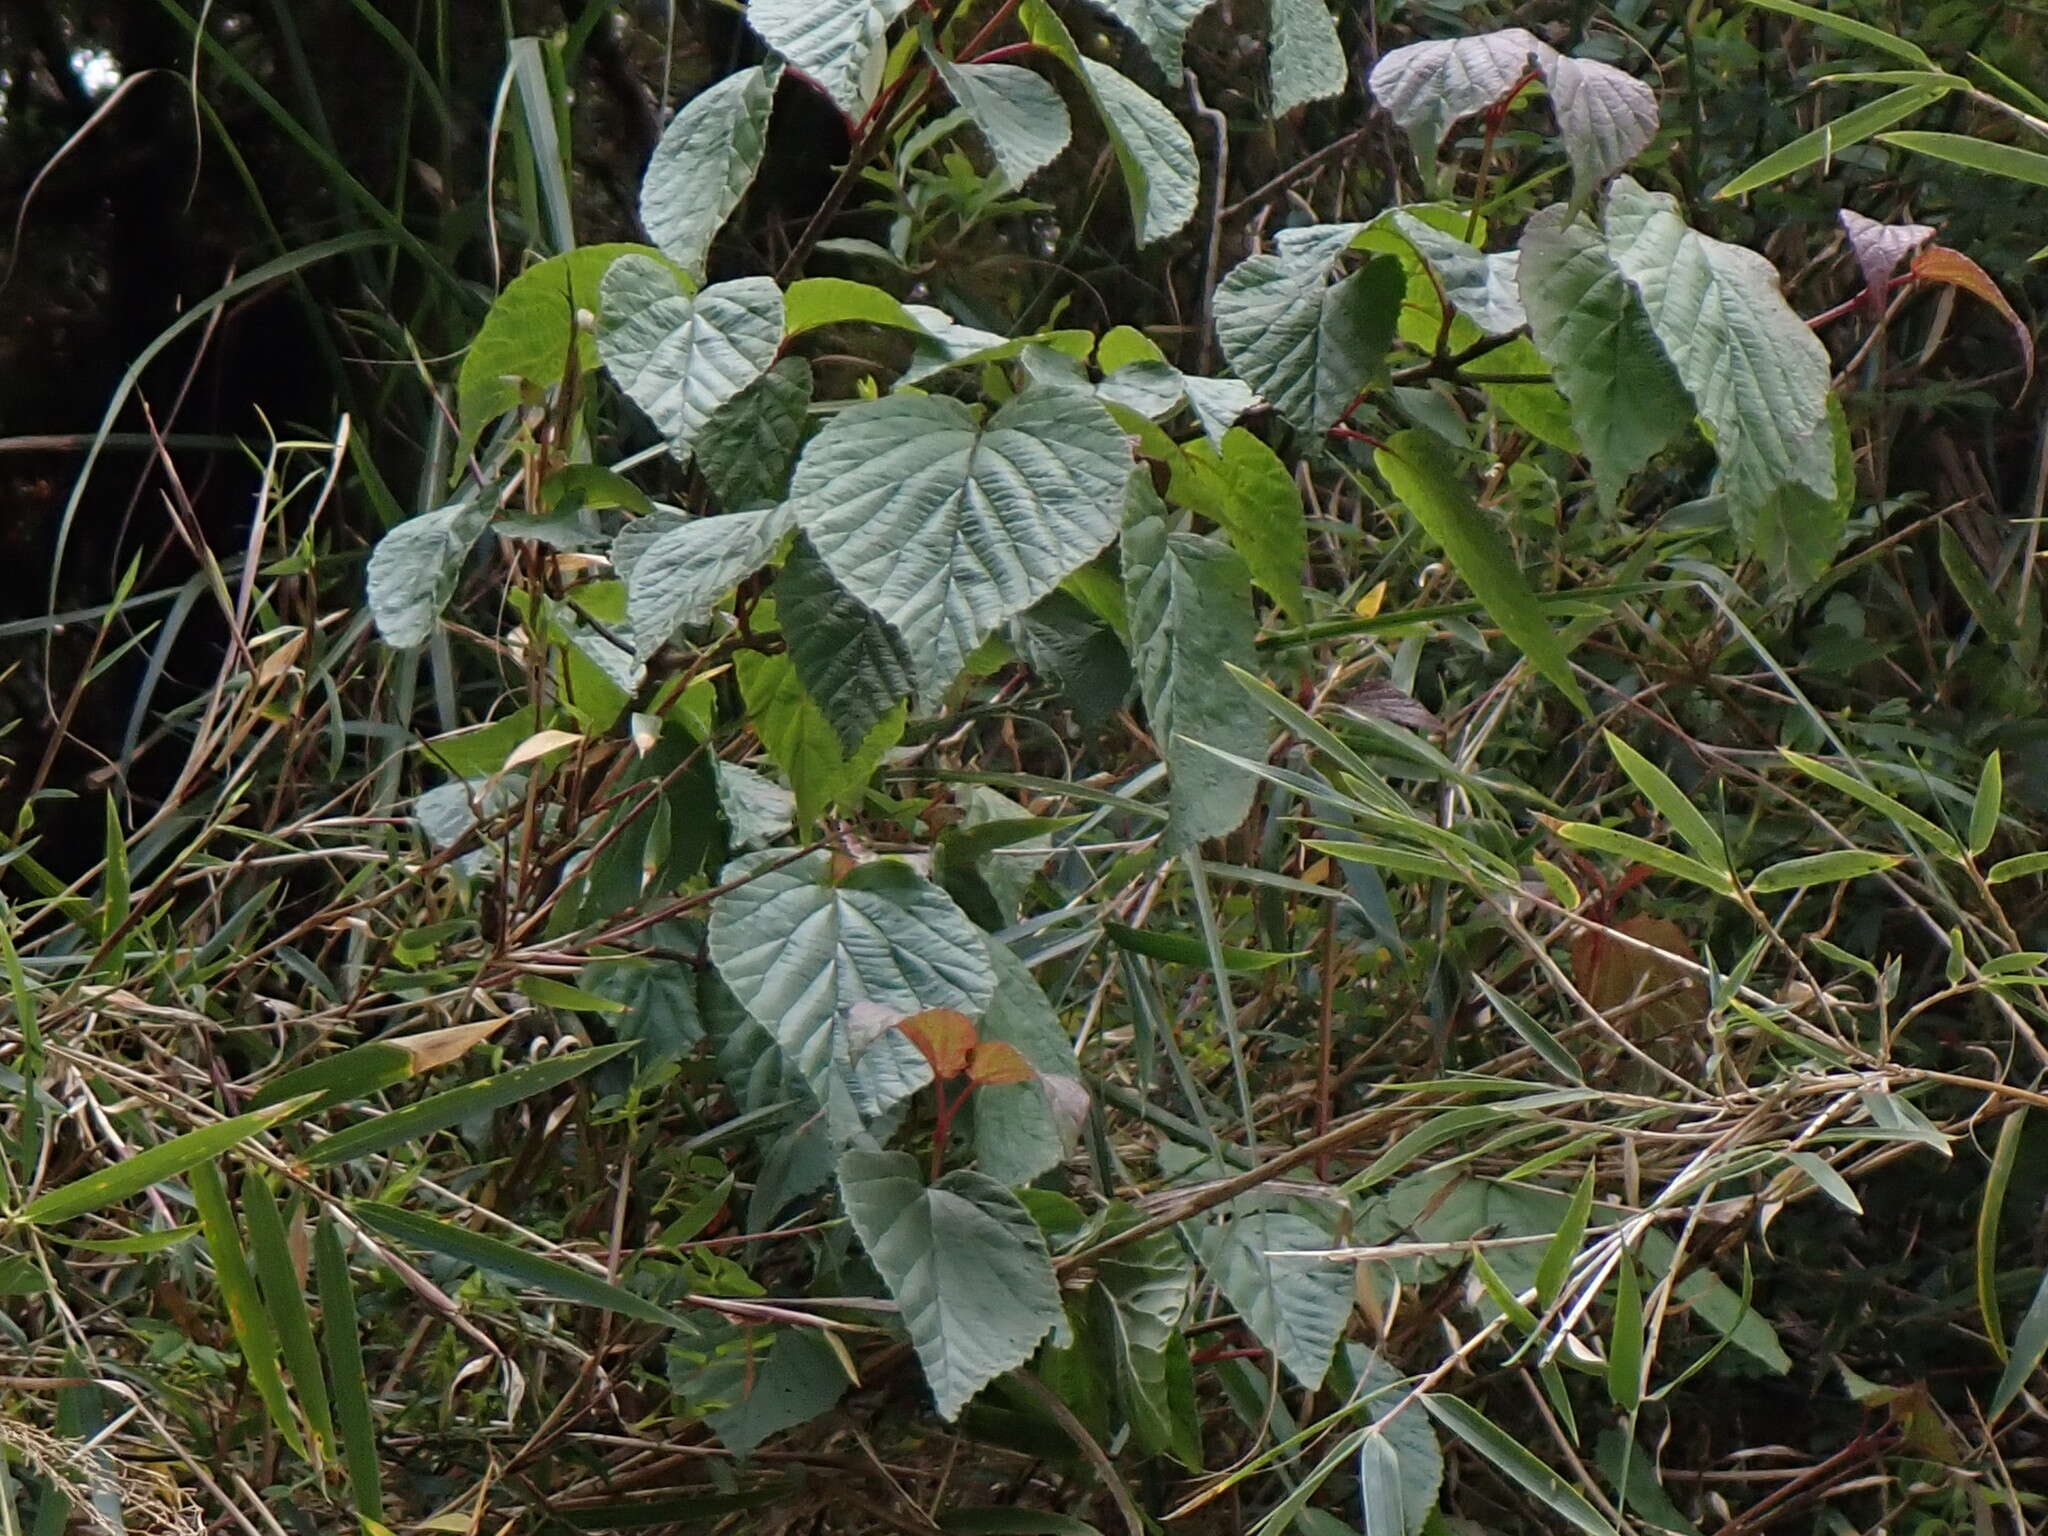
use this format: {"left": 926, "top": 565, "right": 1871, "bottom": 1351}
{"left": 6, "top": 2, "right": 2048, "bottom": 1532}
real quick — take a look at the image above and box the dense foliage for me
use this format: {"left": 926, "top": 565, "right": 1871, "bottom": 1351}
{"left": 5, "top": 2, "right": 2048, "bottom": 1533}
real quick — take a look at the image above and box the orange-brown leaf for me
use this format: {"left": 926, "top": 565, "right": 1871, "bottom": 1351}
{"left": 1571, "top": 914, "right": 1699, "bottom": 1031}
{"left": 898, "top": 1008, "right": 978, "bottom": 1077}
{"left": 966, "top": 1040, "right": 1036, "bottom": 1087}
{"left": 1913, "top": 246, "right": 2035, "bottom": 383}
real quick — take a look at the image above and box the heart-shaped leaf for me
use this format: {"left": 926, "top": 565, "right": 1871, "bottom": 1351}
{"left": 598, "top": 256, "right": 784, "bottom": 461}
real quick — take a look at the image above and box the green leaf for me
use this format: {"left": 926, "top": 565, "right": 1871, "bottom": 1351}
{"left": 1422, "top": 1395, "right": 1618, "bottom": 1536}
{"left": 1181, "top": 428, "right": 1309, "bottom": 623}
{"left": 837, "top": 1147, "right": 1063, "bottom": 1420}
{"left": 190, "top": 1161, "right": 306, "bottom": 1457}
{"left": 1123, "top": 512, "right": 1269, "bottom": 850}
{"left": 1517, "top": 205, "right": 1690, "bottom": 509}
{"left": 707, "top": 850, "right": 995, "bottom": 1127}
{"left": 1989, "top": 851, "right": 2048, "bottom": 885}
{"left": 455, "top": 243, "right": 648, "bottom": 462}
{"left": 1196, "top": 1208, "right": 1349, "bottom": 1389}
{"left": 1076, "top": 59, "right": 1201, "bottom": 247}
{"left": 1091, "top": 1207, "right": 1196, "bottom": 1461}
{"left": 304, "top": 1045, "right": 633, "bottom": 1166}
{"left": 1608, "top": 1250, "right": 1643, "bottom": 1410}
{"left": 624, "top": 506, "right": 793, "bottom": 660}
{"left": 366, "top": 500, "right": 490, "bottom": 649}
{"left": 1603, "top": 732, "right": 1728, "bottom": 871}
{"left": 353, "top": 1200, "right": 680, "bottom": 1329}
{"left": 1717, "top": 86, "right": 1945, "bottom": 198}
{"left": 972, "top": 943, "right": 1082, "bottom": 1188}
{"left": 1535, "top": 1166, "right": 1598, "bottom": 1306}
{"left": 746, "top": 0, "right": 916, "bottom": 118}
{"left": 17, "top": 1098, "right": 307, "bottom": 1225}
{"left": 1602, "top": 177, "right": 1840, "bottom": 588}
{"left": 1076, "top": 0, "right": 1216, "bottom": 75}
{"left": 1777, "top": 750, "right": 1963, "bottom": 860}
{"left": 641, "top": 64, "right": 780, "bottom": 280}
{"left": 737, "top": 650, "right": 905, "bottom": 826}
{"left": 1552, "top": 822, "right": 1735, "bottom": 894}
{"left": 1390, "top": 213, "right": 1526, "bottom": 335}
{"left": 1940, "top": 523, "right": 2021, "bottom": 645}
{"left": 1374, "top": 430, "right": 1590, "bottom": 714}
{"left": 1737, "top": 0, "right": 1934, "bottom": 68}
{"left": 242, "top": 1179, "right": 334, "bottom": 1452}
{"left": 1103, "top": 921, "right": 1299, "bottom": 973}
{"left": 1879, "top": 130, "right": 2048, "bottom": 188}
{"left": 1353, "top": 1349, "right": 1442, "bottom": 1536}
{"left": 1267, "top": 0, "right": 1346, "bottom": 115}
{"left": 788, "top": 390, "right": 1131, "bottom": 706}
{"left": 1991, "top": 1265, "right": 2048, "bottom": 1416}
{"left": 1748, "top": 850, "right": 1902, "bottom": 893}
{"left": 776, "top": 535, "right": 916, "bottom": 752}
{"left": 519, "top": 976, "right": 630, "bottom": 1014}
{"left": 933, "top": 58, "right": 1072, "bottom": 188}
{"left": 1214, "top": 241, "right": 1402, "bottom": 434}
{"left": 782, "top": 277, "right": 926, "bottom": 338}
{"left": 706, "top": 1328, "right": 853, "bottom": 1455}
{"left": 1979, "top": 1110, "right": 2026, "bottom": 1356}
{"left": 598, "top": 255, "right": 784, "bottom": 460}
{"left": 695, "top": 356, "right": 814, "bottom": 511}
{"left": 315, "top": 1219, "right": 383, "bottom": 1521}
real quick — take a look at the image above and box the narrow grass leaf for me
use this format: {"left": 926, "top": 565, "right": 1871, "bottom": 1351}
{"left": 352, "top": 1201, "right": 679, "bottom": 1330}
{"left": 242, "top": 1179, "right": 334, "bottom": 1452}
{"left": 1970, "top": 752, "right": 2004, "bottom": 857}
{"left": 1979, "top": 1109, "right": 2026, "bottom": 1356}
{"left": 190, "top": 1161, "right": 307, "bottom": 1457}
{"left": 1777, "top": 751, "right": 1962, "bottom": 859}
{"left": 304, "top": 1044, "right": 632, "bottom": 1166}
{"left": 1717, "top": 86, "right": 1944, "bottom": 198}
{"left": 1535, "top": 1165, "right": 1598, "bottom": 1307}
{"left": 1738, "top": 0, "right": 1933, "bottom": 68}
{"left": 18, "top": 1097, "right": 308, "bottom": 1225}
{"left": 1602, "top": 733, "right": 1727, "bottom": 871}
{"left": 1551, "top": 823, "right": 1735, "bottom": 894}
{"left": 1422, "top": 1394, "right": 1618, "bottom": 1535}
{"left": 1880, "top": 130, "right": 2048, "bottom": 188}
{"left": 1607, "top": 1251, "right": 1643, "bottom": 1410}
{"left": 1991, "top": 1265, "right": 2048, "bottom": 1416}
{"left": 1989, "top": 852, "right": 2048, "bottom": 884}
{"left": 1748, "top": 850, "right": 1902, "bottom": 893}
{"left": 315, "top": 1218, "right": 383, "bottom": 1521}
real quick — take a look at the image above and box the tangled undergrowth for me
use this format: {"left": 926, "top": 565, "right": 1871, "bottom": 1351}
{"left": 4, "top": 2, "right": 2048, "bottom": 1534}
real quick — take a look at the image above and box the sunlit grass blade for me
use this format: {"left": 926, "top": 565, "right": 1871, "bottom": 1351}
{"left": 1738, "top": 0, "right": 1934, "bottom": 68}
{"left": 190, "top": 1160, "right": 307, "bottom": 1458}
{"left": 1717, "top": 86, "right": 1944, "bottom": 198}
{"left": 1748, "top": 851, "right": 1901, "bottom": 894}
{"left": 1879, "top": 131, "right": 2048, "bottom": 188}
{"left": 242, "top": 1178, "right": 335, "bottom": 1454}
{"left": 1777, "top": 751, "right": 1963, "bottom": 859}
{"left": 1601, "top": 733, "right": 1728, "bottom": 872}
{"left": 1549, "top": 822, "right": 1735, "bottom": 895}
{"left": 16, "top": 1097, "right": 310, "bottom": 1226}
{"left": 315, "top": 1217, "right": 384, "bottom": 1521}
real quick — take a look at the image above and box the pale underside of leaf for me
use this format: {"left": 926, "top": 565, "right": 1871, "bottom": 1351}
{"left": 597, "top": 257, "right": 785, "bottom": 461}
{"left": 789, "top": 390, "right": 1131, "bottom": 707}
{"left": 1545, "top": 54, "right": 1658, "bottom": 188}
{"left": 707, "top": 850, "right": 995, "bottom": 1131}
{"left": 1266, "top": 0, "right": 1347, "bottom": 115}
{"left": 1078, "top": 0, "right": 1219, "bottom": 76}
{"left": 746, "top": 0, "right": 916, "bottom": 118}
{"left": 625, "top": 505, "right": 794, "bottom": 660}
{"left": 1392, "top": 212, "right": 1526, "bottom": 335}
{"left": 1196, "top": 1207, "right": 1350, "bottom": 1389}
{"left": 640, "top": 63, "right": 780, "bottom": 281}
{"left": 933, "top": 58, "right": 1072, "bottom": 189}
{"left": 1213, "top": 244, "right": 1402, "bottom": 434}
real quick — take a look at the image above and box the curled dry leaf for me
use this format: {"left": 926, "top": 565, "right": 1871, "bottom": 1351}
{"left": 1911, "top": 245, "right": 2035, "bottom": 384}
{"left": 392, "top": 1017, "right": 509, "bottom": 1075}
{"left": 1335, "top": 678, "right": 1443, "bottom": 735}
